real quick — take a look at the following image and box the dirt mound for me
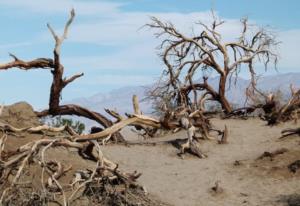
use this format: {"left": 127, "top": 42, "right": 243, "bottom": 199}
{"left": 1, "top": 102, "right": 40, "bottom": 128}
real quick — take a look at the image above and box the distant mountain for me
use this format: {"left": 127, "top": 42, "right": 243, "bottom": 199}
{"left": 206, "top": 72, "right": 300, "bottom": 105}
{"left": 66, "top": 85, "right": 151, "bottom": 115}
{"left": 65, "top": 72, "right": 300, "bottom": 129}
{"left": 63, "top": 86, "right": 153, "bottom": 129}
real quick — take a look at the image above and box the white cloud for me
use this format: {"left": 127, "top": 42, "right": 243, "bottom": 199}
{"left": 63, "top": 41, "right": 160, "bottom": 72}
{"left": 1, "top": 0, "right": 299, "bottom": 93}
{"left": 57, "top": 9, "right": 249, "bottom": 76}
{"left": 278, "top": 29, "right": 300, "bottom": 70}
{"left": 67, "top": 11, "right": 244, "bottom": 46}
{"left": 0, "top": 42, "right": 31, "bottom": 49}
{"left": 0, "top": 0, "right": 261, "bottom": 70}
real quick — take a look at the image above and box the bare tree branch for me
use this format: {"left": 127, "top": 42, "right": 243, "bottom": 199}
{"left": 146, "top": 13, "right": 278, "bottom": 114}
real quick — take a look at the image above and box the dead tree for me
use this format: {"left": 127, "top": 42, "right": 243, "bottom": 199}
{"left": 0, "top": 9, "right": 226, "bottom": 149}
{"left": 0, "top": 9, "right": 124, "bottom": 141}
{"left": 146, "top": 12, "right": 278, "bottom": 114}
{"left": 246, "top": 84, "right": 300, "bottom": 125}
{"left": 269, "top": 85, "right": 300, "bottom": 124}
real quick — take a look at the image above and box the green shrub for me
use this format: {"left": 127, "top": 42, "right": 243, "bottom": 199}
{"left": 50, "top": 116, "right": 85, "bottom": 134}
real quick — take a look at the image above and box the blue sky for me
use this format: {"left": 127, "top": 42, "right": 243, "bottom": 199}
{"left": 0, "top": 0, "right": 299, "bottom": 109}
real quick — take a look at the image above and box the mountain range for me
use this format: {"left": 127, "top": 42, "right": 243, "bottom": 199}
{"left": 65, "top": 72, "right": 300, "bottom": 129}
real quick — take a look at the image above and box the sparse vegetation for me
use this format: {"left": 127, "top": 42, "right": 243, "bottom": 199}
{"left": 49, "top": 116, "right": 85, "bottom": 134}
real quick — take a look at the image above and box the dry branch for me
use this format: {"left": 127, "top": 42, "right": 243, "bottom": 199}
{"left": 75, "top": 114, "right": 161, "bottom": 142}
{"left": 0, "top": 9, "right": 125, "bottom": 142}
{"left": 178, "top": 119, "right": 207, "bottom": 158}
{"left": 0, "top": 133, "right": 143, "bottom": 205}
{"left": 146, "top": 12, "right": 278, "bottom": 114}
{"left": 0, "top": 122, "right": 71, "bottom": 134}
{"left": 218, "top": 125, "right": 228, "bottom": 144}
{"left": 243, "top": 84, "right": 300, "bottom": 125}
{"left": 280, "top": 127, "right": 300, "bottom": 139}
{"left": 133, "top": 95, "right": 142, "bottom": 115}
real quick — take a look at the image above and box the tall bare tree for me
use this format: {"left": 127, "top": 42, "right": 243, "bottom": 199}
{"left": 0, "top": 9, "right": 124, "bottom": 140}
{"left": 147, "top": 12, "right": 278, "bottom": 113}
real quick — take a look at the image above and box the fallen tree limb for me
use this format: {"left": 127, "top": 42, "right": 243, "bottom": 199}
{"left": 75, "top": 115, "right": 161, "bottom": 142}
{"left": 224, "top": 107, "right": 257, "bottom": 119}
{"left": 179, "top": 123, "right": 207, "bottom": 159}
{"left": 36, "top": 104, "right": 114, "bottom": 131}
{"left": 0, "top": 134, "right": 145, "bottom": 205}
{"left": 280, "top": 128, "right": 300, "bottom": 139}
{"left": 245, "top": 84, "right": 300, "bottom": 125}
{"left": 0, "top": 122, "right": 70, "bottom": 134}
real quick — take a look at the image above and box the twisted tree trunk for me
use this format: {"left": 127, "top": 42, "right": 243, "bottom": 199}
{"left": 0, "top": 9, "right": 125, "bottom": 142}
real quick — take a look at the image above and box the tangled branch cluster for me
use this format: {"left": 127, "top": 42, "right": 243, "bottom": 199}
{"left": 147, "top": 12, "right": 278, "bottom": 113}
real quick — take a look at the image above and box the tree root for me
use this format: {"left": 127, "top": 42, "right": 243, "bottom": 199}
{"left": 280, "top": 128, "right": 300, "bottom": 139}
{"left": 0, "top": 133, "right": 145, "bottom": 206}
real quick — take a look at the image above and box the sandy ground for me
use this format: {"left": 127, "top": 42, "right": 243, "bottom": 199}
{"left": 2, "top": 103, "right": 300, "bottom": 206}
{"left": 101, "top": 118, "right": 300, "bottom": 206}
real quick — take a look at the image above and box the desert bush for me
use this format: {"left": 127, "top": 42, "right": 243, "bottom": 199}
{"left": 50, "top": 116, "right": 85, "bottom": 134}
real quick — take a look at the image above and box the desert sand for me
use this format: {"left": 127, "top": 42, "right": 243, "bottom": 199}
{"left": 103, "top": 118, "right": 300, "bottom": 206}
{"left": 2, "top": 102, "right": 300, "bottom": 206}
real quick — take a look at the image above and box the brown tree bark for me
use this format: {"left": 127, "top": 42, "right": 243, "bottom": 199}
{"left": 218, "top": 74, "right": 232, "bottom": 113}
{"left": 0, "top": 9, "right": 125, "bottom": 141}
{"left": 147, "top": 14, "right": 278, "bottom": 114}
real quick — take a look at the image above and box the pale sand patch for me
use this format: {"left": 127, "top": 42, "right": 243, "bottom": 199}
{"left": 102, "top": 118, "right": 300, "bottom": 206}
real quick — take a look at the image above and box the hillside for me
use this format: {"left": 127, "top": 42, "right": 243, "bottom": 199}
{"left": 65, "top": 73, "right": 300, "bottom": 129}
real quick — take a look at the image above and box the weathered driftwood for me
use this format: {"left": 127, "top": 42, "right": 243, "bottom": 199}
{"left": 280, "top": 128, "right": 300, "bottom": 139}
{"left": 75, "top": 114, "right": 161, "bottom": 142}
{"left": 0, "top": 122, "right": 74, "bottom": 134}
{"left": 0, "top": 129, "right": 143, "bottom": 205}
{"left": 242, "top": 84, "right": 300, "bottom": 125}
{"left": 179, "top": 121, "right": 206, "bottom": 158}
